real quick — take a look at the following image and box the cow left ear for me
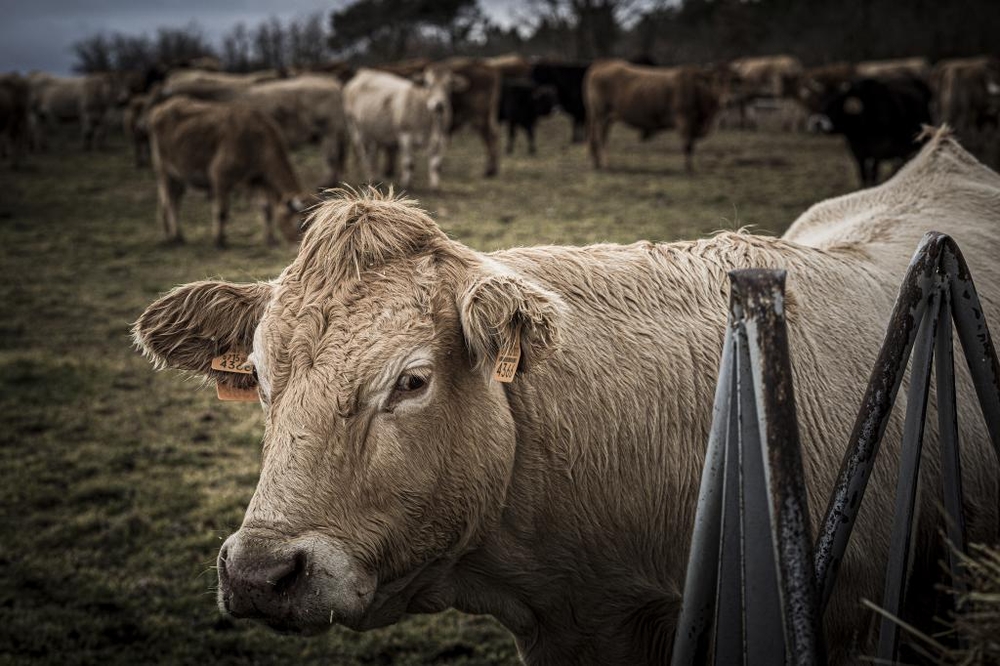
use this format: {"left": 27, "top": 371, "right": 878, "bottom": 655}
{"left": 457, "top": 271, "right": 564, "bottom": 378}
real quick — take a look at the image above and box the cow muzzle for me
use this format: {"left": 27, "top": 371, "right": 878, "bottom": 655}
{"left": 217, "top": 530, "right": 375, "bottom": 633}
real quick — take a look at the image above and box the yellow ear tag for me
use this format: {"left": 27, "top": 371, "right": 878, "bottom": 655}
{"left": 492, "top": 324, "right": 522, "bottom": 383}
{"left": 216, "top": 382, "right": 260, "bottom": 402}
{"left": 211, "top": 352, "right": 253, "bottom": 374}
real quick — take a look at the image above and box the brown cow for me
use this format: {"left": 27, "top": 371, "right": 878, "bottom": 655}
{"left": 0, "top": 73, "right": 30, "bottom": 168}
{"left": 931, "top": 56, "right": 1000, "bottom": 168}
{"left": 148, "top": 97, "right": 307, "bottom": 247}
{"left": 123, "top": 92, "right": 151, "bottom": 168}
{"left": 585, "top": 59, "right": 720, "bottom": 172}
{"left": 28, "top": 72, "right": 115, "bottom": 150}
{"left": 132, "top": 131, "right": 999, "bottom": 665}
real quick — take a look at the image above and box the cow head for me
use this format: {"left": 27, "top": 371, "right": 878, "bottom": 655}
{"left": 276, "top": 195, "right": 312, "bottom": 243}
{"left": 132, "top": 190, "right": 563, "bottom": 634}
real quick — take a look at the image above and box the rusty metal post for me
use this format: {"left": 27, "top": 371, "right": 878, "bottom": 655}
{"left": 735, "top": 270, "right": 825, "bottom": 666}
{"left": 876, "top": 282, "right": 943, "bottom": 660}
{"left": 813, "top": 234, "right": 944, "bottom": 608}
{"left": 671, "top": 326, "right": 734, "bottom": 665}
{"left": 672, "top": 269, "right": 824, "bottom": 666}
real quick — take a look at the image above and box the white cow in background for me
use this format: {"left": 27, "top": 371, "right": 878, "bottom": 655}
{"left": 344, "top": 67, "right": 466, "bottom": 190}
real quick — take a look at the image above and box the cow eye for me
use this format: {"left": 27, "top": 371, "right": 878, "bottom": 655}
{"left": 395, "top": 372, "right": 427, "bottom": 393}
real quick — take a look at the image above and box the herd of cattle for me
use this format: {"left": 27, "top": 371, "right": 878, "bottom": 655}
{"left": 1, "top": 52, "right": 998, "bottom": 244}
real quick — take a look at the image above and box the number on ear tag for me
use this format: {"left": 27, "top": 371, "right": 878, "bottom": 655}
{"left": 492, "top": 324, "right": 522, "bottom": 383}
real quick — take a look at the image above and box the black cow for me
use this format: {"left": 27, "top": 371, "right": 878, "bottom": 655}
{"left": 530, "top": 62, "right": 590, "bottom": 143}
{"left": 498, "top": 79, "right": 557, "bottom": 155}
{"left": 820, "top": 76, "right": 932, "bottom": 187}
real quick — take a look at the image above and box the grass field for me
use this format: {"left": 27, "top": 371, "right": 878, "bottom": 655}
{"left": 0, "top": 117, "right": 858, "bottom": 665}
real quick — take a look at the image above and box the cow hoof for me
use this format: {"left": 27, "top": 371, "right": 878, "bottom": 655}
{"left": 163, "top": 235, "right": 185, "bottom": 247}
{"left": 483, "top": 168, "right": 498, "bottom": 178}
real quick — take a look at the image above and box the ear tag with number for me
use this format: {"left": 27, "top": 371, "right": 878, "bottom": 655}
{"left": 492, "top": 324, "right": 522, "bottom": 383}
{"left": 211, "top": 352, "right": 254, "bottom": 374}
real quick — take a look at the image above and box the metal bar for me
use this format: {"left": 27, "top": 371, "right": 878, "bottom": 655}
{"left": 671, "top": 326, "right": 735, "bottom": 665}
{"left": 714, "top": 358, "right": 746, "bottom": 665}
{"left": 876, "top": 285, "right": 942, "bottom": 661}
{"left": 942, "top": 239, "right": 1000, "bottom": 464}
{"left": 736, "top": 269, "right": 827, "bottom": 666}
{"left": 815, "top": 233, "right": 945, "bottom": 610}
{"left": 935, "top": 285, "right": 969, "bottom": 599}
{"left": 733, "top": 291, "right": 785, "bottom": 665}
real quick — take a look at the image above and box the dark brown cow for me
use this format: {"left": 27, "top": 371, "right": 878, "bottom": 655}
{"left": 0, "top": 73, "right": 30, "bottom": 168}
{"left": 584, "top": 59, "right": 720, "bottom": 172}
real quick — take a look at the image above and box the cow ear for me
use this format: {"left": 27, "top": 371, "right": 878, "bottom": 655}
{"left": 457, "top": 271, "right": 564, "bottom": 378}
{"left": 132, "top": 280, "right": 273, "bottom": 377}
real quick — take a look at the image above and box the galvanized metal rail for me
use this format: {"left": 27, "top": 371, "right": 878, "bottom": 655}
{"left": 670, "top": 232, "right": 1000, "bottom": 665}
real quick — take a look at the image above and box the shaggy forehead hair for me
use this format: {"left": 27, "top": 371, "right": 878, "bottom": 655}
{"left": 288, "top": 188, "right": 467, "bottom": 292}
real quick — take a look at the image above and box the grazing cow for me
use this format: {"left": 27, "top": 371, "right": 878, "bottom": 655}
{"left": 241, "top": 75, "right": 349, "bottom": 187}
{"left": 498, "top": 79, "right": 557, "bottom": 155}
{"left": 817, "top": 76, "right": 932, "bottom": 186}
{"left": 0, "top": 73, "right": 30, "bottom": 168}
{"left": 147, "top": 97, "right": 306, "bottom": 247}
{"left": 123, "top": 93, "right": 151, "bottom": 168}
{"left": 856, "top": 57, "right": 930, "bottom": 82}
{"left": 132, "top": 131, "right": 999, "bottom": 665}
{"left": 344, "top": 67, "right": 463, "bottom": 191}
{"left": 584, "top": 59, "right": 720, "bottom": 172}
{"left": 531, "top": 61, "right": 590, "bottom": 143}
{"left": 28, "top": 72, "right": 114, "bottom": 150}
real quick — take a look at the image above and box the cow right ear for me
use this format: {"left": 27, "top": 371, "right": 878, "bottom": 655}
{"left": 457, "top": 270, "right": 565, "bottom": 379}
{"left": 132, "top": 280, "right": 273, "bottom": 377}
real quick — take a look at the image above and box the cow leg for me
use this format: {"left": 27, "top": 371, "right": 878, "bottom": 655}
{"left": 398, "top": 133, "right": 414, "bottom": 190}
{"left": 480, "top": 120, "right": 499, "bottom": 177}
{"left": 260, "top": 200, "right": 278, "bottom": 247}
{"left": 683, "top": 138, "right": 695, "bottom": 174}
{"left": 589, "top": 117, "right": 610, "bottom": 169}
{"left": 383, "top": 145, "right": 398, "bottom": 179}
{"left": 527, "top": 121, "right": 537, "bottom": 156}
{"left": 506, "top": 122, "right": 516, "bottom": 155}
{"left": 212, "top": 190, "right": 231, "bottom": 249}
{"left": 571, "top": 119, "right": 585, "bottom": 144}
{"left": 157, "top": 176, "right": 185, "bottom": 244}
{"left": 319, "top": 136, "right": 340, "bottom": 188}
{"left": 348, "top": 122, "right": 374, "bottom": 182}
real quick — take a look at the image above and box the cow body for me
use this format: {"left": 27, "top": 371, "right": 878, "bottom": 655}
{"left": 584, "top": 59, "right": 719, "bottom": 172}
{"left": 241, "top": 75, "right": 349, "bottom": 187}
{"left": 731, "top": 54, "right": 804, "bottom": 99}
{"left": 441, "top": 57, "right": 502, "bottom": 178}
{"left": 856, "top": 57, "right": 930, "bottom": 82}
{"left": 0, "top": 73, "right": 30, "bottom": 168}
{"left": 819, "top": 76, "right": 932, "bottom": 186}
{"left": 28, "top": 72, "right": 114, "bottom": 150}
{"left": 161, "top": 68, "right": 280, "bottom": 100}
{"left": 134, "top": 132, "right": 999, "bottom": 665}
{"left": 531, "top": 61, "right": 589, "bottom": 143}
{"left": 498, "top": 79, "right": 557, "bottom": 155}
{"left": 344, "top": 68, "right": 456, "bottom": 191}
{"left": 147, "top": 97, "right": 304, "bottom": 247}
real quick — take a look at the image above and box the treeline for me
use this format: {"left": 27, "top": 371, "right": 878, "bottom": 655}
{"left": 71, "top": 0, "right": 999, "bottom": 74}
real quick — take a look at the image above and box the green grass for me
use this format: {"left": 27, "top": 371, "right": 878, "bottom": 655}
{"left": 0, "top": 117, "right": 856, "bottom": 665}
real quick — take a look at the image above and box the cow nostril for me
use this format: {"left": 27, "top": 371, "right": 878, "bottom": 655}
{"left": 271, "top": 550, "right": 307, "bottom": 594}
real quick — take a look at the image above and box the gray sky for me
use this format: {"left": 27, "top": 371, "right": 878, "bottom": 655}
{"left": 1, "top": 0, "right": 524, "bottom": 75}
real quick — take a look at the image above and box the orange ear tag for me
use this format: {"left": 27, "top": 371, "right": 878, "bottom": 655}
{"left": 492, "top": 324, "right": 522, "bottom": 383}
{"left": 211, "top": 352, "right": 258, "bottom": 402}
{"left": 216, "top": 382, "right": 260, "bottom": 402}
{"left": 211, "top": 352, "right": 253, "bottom": 374}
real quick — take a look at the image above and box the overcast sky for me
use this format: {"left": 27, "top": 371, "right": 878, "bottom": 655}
{"left": 1, "top": 0, "right": 525, "bottom": 75}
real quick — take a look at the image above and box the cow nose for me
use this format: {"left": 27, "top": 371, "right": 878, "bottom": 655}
{"left": 432, "top": 100, "right": 445, "bottom": 113}
{"left": 218, "top": 534, "right": 308, "bottom": 620}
